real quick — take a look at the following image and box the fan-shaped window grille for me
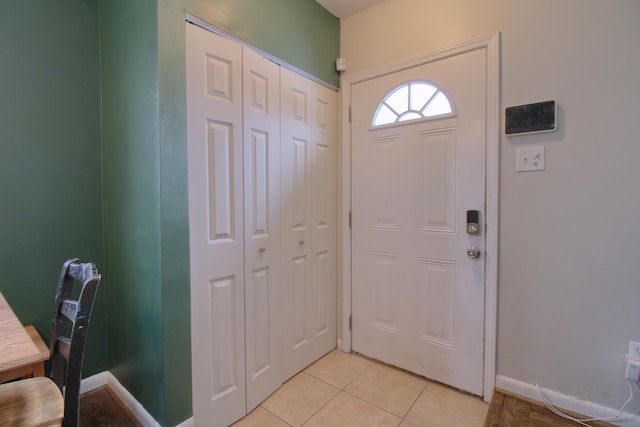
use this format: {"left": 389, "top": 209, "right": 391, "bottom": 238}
{"left": 373, "top": 81, "right": 453, "bottom": 126}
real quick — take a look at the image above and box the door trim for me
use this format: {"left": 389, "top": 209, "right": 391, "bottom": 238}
{"left": 340, "top": 32, "right": 500, "bottom": 402}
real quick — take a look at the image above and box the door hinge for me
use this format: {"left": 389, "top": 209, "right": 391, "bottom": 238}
{"left": 349, "top": 211, "right": 352, "bottom": 228}
{"left": 349, "top": 106, "right": 352, "bottom": 123}
{"left": 349, "top": 315, "right": 352, "bottom": 331}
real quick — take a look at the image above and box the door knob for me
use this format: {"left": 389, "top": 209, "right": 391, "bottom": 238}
{"left": 258, "top": 246, "right": 266, "bottom": 253}
{"left": 466, "top": 246, "right": 481, "bottom": 259}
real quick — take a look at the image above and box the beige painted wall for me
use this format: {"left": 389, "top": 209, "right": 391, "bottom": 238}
{"left": 340, "top": 0, "right": 640, "bottom": 414}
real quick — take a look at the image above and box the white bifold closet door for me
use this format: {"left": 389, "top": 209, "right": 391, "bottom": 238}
{"left": 242, "top": 46, "right": 282, "bottom": 412}
{"left": 187, "top": 22, "right": 336, "bottom": 427}
{"left": 187, "top": 23, "right": 281, "bottom": 426}
{"left": 187, "top": 24, "right": 246, "bottom": 427}
{"left": 280, "top": 68, "right": 337, "bottom": 380}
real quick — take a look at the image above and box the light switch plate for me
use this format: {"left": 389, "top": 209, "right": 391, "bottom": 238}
{"left": 516, "top": 146, "right": 545, "bottom": 172}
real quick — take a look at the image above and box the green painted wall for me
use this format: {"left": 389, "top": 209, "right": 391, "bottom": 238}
{"left": 101, "top": 1, "right": 192, "bottom": 424}
{"left": 100, "top": 0, "right": 166, "bottom": 422}
{"left": 186, "top": 0, "right": 340, "bottom": 86}
{"left": 0, "top": 1, "right": 108, "bottom": 375}
{"left": 157, "top": 0, "right": 192, "bottom": 424}
{"left": 0, "top": 1, "right": 338, "bottom": 425}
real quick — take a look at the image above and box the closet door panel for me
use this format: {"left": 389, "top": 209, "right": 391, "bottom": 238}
{"left": 281, "top": 68, "right": 337, "bottom": 379}
{"left": 311, "top": 85, "right": 338, "bottom": 360}
{"left": 243, "top": 47, "right": 282, "bottom": 412}
{"left": 187, "top": 23, "right": 246, "bottom": 427}
{"left": 281, "top": 68, "right": 314, "bottom": 379}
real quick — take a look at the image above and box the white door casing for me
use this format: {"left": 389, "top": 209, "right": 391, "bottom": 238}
{"left": 186, "top": 23, "right": 246, "bottom": 426}
{"left": 342, "top": 33, "right": 500, "bottom": 400}
{"left": 281, "top": 67, "right": 338, "bottom": 380}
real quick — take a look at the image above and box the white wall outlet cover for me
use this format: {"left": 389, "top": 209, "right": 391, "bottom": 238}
{"left": 516, "top": 146, "right": 546, "bottom": 172}
{"left": 625, "top": 355, "right": 640, "bottom": 381}
{"left": 629, "top": 341, "right": 640, "bottom": 358}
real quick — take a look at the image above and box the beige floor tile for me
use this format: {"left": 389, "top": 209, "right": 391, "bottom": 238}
{"left": 405, "top": 383, "right": 488, "bottom": 427}
{"left": 304, "top": 350, "right": 371, "bottom": 389}
{"left": 344, "top": 362, "right": 427, "bottom": 417}
{"left": 261, "top": 372, "right": 338, "bottom": 426}
{"left": 399, "top": 421, "right": 420, "bottom": 427}
{"left": 232, "top": 406, "right": 289, "bottom": 427}
{"left": 303, "top": 391, "right": 401, "bottom": 427}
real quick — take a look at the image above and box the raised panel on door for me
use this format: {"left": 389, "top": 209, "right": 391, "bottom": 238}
{"left": 242, "top": 46, "right": 282, "bottom": 411}
{"left": 417, "top": 129, "right": 456, "bottom": 233}
{"left": 186, "top": 23, "right": 246, "bottom": 427}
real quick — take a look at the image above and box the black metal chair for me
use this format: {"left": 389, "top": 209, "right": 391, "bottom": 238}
{"left": 0, "top": 258, "right": 102, "bottom": 427}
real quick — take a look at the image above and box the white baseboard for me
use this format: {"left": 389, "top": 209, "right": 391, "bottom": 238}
{"left": 175, "top": 417, "right": 195, "bottom": 427}
{"left": 496, "top": 375, "right": 640, "bottom": 427}
{"left": 80, "top": 371, "right": 161, "bottom": 427}
{"left": 337, "top": 338, "right": 344, "bottom": 351}
{"left": 79, "top": 371, "right": 109, "bottom": 394}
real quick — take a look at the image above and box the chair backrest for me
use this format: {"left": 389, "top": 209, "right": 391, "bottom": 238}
{"left": 49, "top": 258, "right": 101, "bottom": 427}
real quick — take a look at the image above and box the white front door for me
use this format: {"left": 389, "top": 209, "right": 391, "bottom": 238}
{"left": 351, "top": 47, "right": 487, "bottom": 395}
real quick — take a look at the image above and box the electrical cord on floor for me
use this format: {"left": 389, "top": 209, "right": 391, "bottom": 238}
{"left": 535, "top": 380, "right": 634, "bottom": 427}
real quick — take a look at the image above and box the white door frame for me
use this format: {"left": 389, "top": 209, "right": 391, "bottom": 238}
{"left": 340, "top": 32, "right": 500, "bottom": 402}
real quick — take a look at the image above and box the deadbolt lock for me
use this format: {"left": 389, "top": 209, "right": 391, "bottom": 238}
{"left": 466, "top": 210, "right": 480, "bottom": 235}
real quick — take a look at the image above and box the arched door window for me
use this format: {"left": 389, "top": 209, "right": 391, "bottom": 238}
{"left": 372, "top": 81, "right": 453, "bottom": 126}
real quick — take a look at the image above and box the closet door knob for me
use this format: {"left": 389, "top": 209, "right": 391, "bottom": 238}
{"left": 299, "top": 239, "right": 305, "bottom": 246}
{"left": 258, "top": 246, "right": 266, "bottom": 253}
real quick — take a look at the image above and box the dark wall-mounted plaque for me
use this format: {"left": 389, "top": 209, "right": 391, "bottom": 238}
{"left": 505, "top": 100, "right": 556, "bottom": 135}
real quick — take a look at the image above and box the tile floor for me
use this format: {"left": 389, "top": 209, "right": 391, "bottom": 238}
{"left": 233, "top": 350, "right": 488, "bottom": 427}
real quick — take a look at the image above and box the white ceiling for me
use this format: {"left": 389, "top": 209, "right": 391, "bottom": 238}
{"left": 316, "top": 0, "right": 385, "bottom": 18}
